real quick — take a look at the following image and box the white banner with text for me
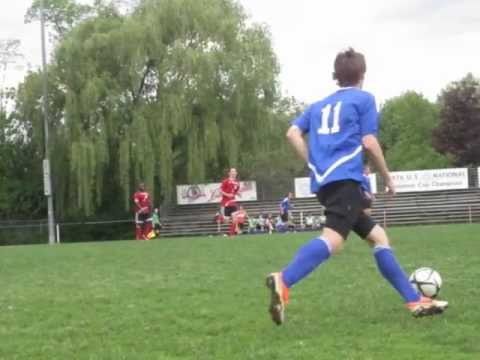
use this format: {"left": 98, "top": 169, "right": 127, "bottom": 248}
{"left": 294, "top": 175, "right": 378, "bottom": 198}
{"left": 390, "top": 168, "right": 468, "bottom": 193}
{"left": 177, "top": 181, "right": 257, "bottom": 205}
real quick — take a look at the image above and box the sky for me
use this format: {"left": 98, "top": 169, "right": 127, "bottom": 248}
{"left": 1, "top": 0, "right": 479, "bottom": 104}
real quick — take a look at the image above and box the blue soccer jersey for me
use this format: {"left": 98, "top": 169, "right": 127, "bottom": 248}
{"left": 280, "top": 197, "right": 291, "bottom": 213}
{"left": 292, "top": 87, "right": 378, "bottom": 193}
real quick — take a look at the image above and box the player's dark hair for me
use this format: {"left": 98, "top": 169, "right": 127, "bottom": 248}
{"left": 333, "top": 48, "right": 366, "bottom": 87}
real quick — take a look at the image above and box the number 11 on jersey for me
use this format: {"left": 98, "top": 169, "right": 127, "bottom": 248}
{"left": 318, "top": 101, "right": 342, "bottom": 135}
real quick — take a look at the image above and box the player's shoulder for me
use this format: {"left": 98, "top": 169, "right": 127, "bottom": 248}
{"left": 308, "top": 88, "right": 374, "bottom": 109}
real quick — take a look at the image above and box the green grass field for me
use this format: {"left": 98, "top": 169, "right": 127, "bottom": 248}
{"left": 1, "top": 224, "right": 479, "bottom": 360}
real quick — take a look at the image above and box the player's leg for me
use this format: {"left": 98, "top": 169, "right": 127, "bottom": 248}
{"left": 225, "top": 206, "right": 237, "bottom": 236}
{"left": 139, "top": 213, "right": 150, "bottom": 240}
{"left": 144, "top": 217, "right": 153, "bottom": 240}
{"left": 266, "top": 227, "right": 344, "bottom": 325}
{"left": 282, "top": 227, "right": 343, "bottom": 286}
{"left": 135, "top": 212, "right": 143, "bottom": 240}
{"left": 266, "top": 181, "right": 356, "bottom": 325}
{"left": 228, "top": 214, "right": 237, "bottom": 236}
{"left": 135, "top": 224, "right": 143, "bottom": 240}
{"left": 142, "top": 214, "right": 148, "bottom": 240}
{"left": 356, "top": 220, "right": 420, "bottom": 302}
{"left": 355, "top": 218, "right": 448, "bottom": 316}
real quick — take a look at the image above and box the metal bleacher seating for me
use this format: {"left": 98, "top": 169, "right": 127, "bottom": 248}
{"left": 159, "top": 189, "right": 480, "bottom": 237}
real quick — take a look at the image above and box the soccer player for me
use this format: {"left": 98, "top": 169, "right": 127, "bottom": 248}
{"left": 279, "top": 192, "right": 294, "bottom": 223}
{"left": 229, "top": 205, "right": 248, "bottom": 236}
{"left": 133, "top": 183, "right": 152, "bottom": 240}
{"left": 266, "top": 48, "right": 448, "bottom": 325}
{"left": 220, "top": 168, "right": 240, "bottom": 219}
{"left": 361, "top": 164, "right": 375, "bottom": 216}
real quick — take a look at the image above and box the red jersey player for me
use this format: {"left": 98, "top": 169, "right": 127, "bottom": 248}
{"left": 133, "top": 183, "right": 152, "bottom": 240}
{"left": 229, "top": 206, "right": 248, "bottom": 236}
{"left": 220, "top": 168, "right": 240, "bottom": 218}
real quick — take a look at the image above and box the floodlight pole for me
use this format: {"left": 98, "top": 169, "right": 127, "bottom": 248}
{"left": 40, "top": 0, "right": 56, "bottom": 245}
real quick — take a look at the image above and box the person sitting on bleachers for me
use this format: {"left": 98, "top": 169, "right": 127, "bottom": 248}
{"left": 229, "top": 206, "right": 248, "bottom": 236}
{"left": 275, "top": 215, "right": 288, "bottom": 233}
{"left": 256, "top": 214, "right": 266, "bottom": 232}
{"left": 305, "top": 213, "right": 314, "bottom": 229}
{"left": 313, "top": 215, "right": 326, "bottom": 230}
{"left": 265, "top": 213, "right": 274, "bottom": 235}
{"left": 287, "top": 213, "right": 296, "bottom": 232}
{"left": 248, "top": 216, "right": 258, "bottom": 234}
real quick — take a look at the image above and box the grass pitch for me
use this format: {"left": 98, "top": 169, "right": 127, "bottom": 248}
{"left": 1, "top": 224, "right": 479, "bottom": 359}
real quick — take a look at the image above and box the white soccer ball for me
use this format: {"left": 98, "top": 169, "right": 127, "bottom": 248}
{"left": 409, "top": 267, "right": 442, "bottom": 298}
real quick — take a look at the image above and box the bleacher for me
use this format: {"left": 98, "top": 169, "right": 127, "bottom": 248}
{"left": 159, "top": 188, "right": 480, "bottom": 237}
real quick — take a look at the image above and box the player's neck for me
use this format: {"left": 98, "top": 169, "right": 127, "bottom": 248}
{"left": 339, "top": 79, "right": 363, "bottom": 90}
{"left": 339, "top": 85, "right": 361, "bottom": 90}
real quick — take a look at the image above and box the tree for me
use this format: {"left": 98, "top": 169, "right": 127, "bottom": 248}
{"left": 379, "top": 91, "right": 450, "bottom": 171}
{"left": 0, "top": 92, "right": 46, "bottom": 218}
{"left": 0, "top": 39, "right": 23, "bottom": 111}
{"left": 240, "top": 96, "right": 307, "bottom": 199}
{"left": 25, "top": 0, "right": 93, "bottom": 38}
{"left": 433, "top": 73, "right": 480, "bottom": 167}
{"left": 19, "top": 0, "right": 286, "bottom": 216}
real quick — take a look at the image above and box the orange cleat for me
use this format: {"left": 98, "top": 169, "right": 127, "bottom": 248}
{"left": 266, "top": 272, "right": 289, "bottom": 325}
{"left": 406, "top": 296, "right": 449, "bottom": 317}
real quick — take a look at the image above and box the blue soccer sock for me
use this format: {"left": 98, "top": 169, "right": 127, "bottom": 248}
{"left": 373, "top": 245, "right": 420, "bottom": 303}
{"left": 282, "top": 237, "right": 331, "bottom": 288}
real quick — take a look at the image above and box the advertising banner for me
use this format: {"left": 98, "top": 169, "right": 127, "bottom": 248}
{"left": 177, "top": 181, "right": 257, "bottom": 205}
{"left": 390, "top": 168, "right": 468, "bottom": 193}
{"left": 294, "top": 175, "right": 377, "bottom": 198}
{"left": 294, "top": 177, "right": 315, "bottom": 198}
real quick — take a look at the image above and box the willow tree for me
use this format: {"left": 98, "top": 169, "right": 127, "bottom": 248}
{"left": 34, "top": 0, "right": 282, "bottom": 215}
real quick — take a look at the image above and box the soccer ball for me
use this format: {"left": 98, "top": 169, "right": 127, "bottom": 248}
{"left": 409, "top": 267, "right": 442, "bottom": 298}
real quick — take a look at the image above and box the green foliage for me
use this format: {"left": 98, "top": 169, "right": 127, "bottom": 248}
{"left": 434, "top": 73, "right": 480, "bottom": 167}
{"left": 241, "top": 96, "right": 307, "bottom": 199}
{"left": 25, "top": 0, "right": 94, "bottom": 38}
{"left": 0, "top": 225, "right": 479, "bottom": 358}
{"left": 0, "top": 107, "right": 45, "bottom": 218}
{"left": 379, "top": 91, "right": 451, "bottom": 171}
{"left": 18, "top": 0, "right": 286, "bottom": 216}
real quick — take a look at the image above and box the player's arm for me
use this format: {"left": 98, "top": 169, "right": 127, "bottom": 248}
{"left": 360, "top": 94, "right": 395, "bottom": 195}
{"left": 286, "top": 125, "right": 308, "bottom": 163}
{"left": 133, "top": 195, "right": 142, "bottom": 213}
{"left": 221, "top": 191, "right": 234, "bottom": 198}
{"left": 362, "top": 135, "right": 395, "bottom": 195}
{"left": 287, "top": 105, "right": 311, "bottom": 163}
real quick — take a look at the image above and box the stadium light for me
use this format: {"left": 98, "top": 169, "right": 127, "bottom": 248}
{"left": 40, "top": 0, "right": 56, "bottom": 245}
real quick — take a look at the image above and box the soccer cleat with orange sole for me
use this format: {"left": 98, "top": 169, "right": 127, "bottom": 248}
{"left": 266, "top": 272, "right": 289, "bottom": 325}
{"left": 406, "top": 296, "right": 449, "bottom": 317}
